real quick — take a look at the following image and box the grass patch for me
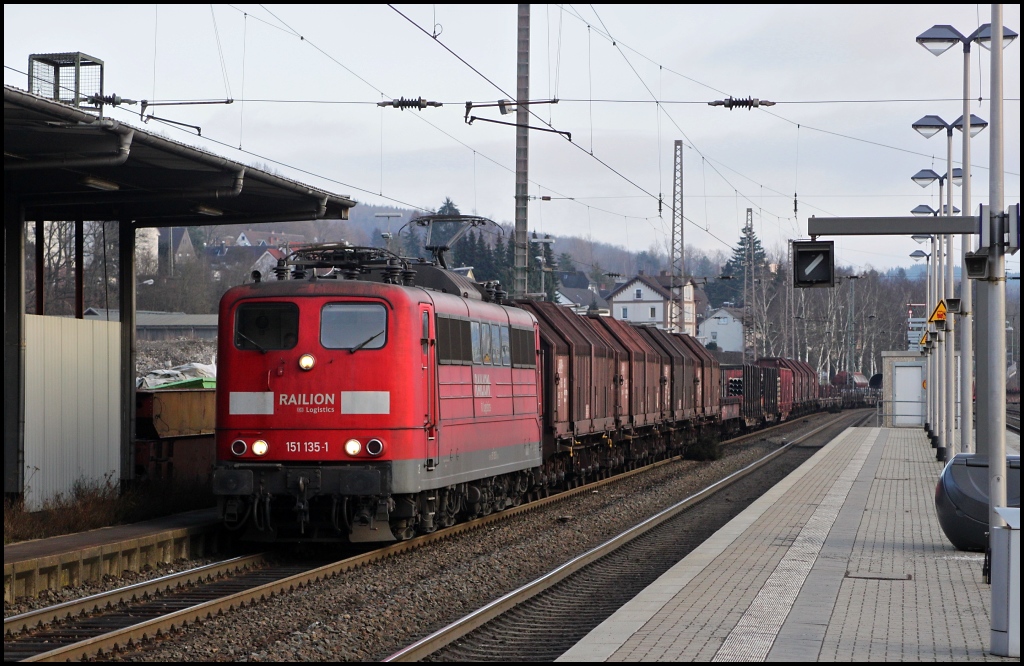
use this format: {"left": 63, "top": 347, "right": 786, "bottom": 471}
{"left": 4, "top": 476, "right": 214, "bottom": 545}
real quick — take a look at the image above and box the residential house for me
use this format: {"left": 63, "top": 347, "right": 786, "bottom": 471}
{"left": 206, "top": 244, "right": 285, "bottom": 281}
{"left": 556, "top": 287, "right": 609, "bottom": 316}
{"left": 648, "top": 271, "right": 704, "bottom": 336}
{"left": 605, "top": 271, "right": 700, "bottom": 334}
{"left": 553, "top": 270, "right": 591, "bottom": 290}
{"left": 235, "top": 229, "right": 307, "bottom": 249}
{"left": 157, "top": 227, "right": 196, "bottom": 277}
{"left": 606, "top": 273, "right": 673, "bottom": 329}
{"left": 698, "top": 307, "right": 745, "bottom": 353}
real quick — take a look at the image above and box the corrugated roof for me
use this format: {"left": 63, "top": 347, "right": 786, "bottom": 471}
{"left": 84, "top": 309, "right": 217, "bottom": 327}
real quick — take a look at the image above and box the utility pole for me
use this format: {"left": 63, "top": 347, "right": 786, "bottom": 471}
{"left": 513, "top": 4, "right": 530, "bottom": 299}
{"left": 743, "top": 208, "right": 754, "bottom": 363}
{"left": 670, "top": 140, "right": 684, "bottom": 333}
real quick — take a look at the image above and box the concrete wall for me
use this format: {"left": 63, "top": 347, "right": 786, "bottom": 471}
{"left": 23, "top": 315, "right": 120, "bottom": 510}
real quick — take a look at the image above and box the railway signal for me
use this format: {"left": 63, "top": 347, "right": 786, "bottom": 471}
{"left": 792, "top": 240, "right": 835, "bottom": 288}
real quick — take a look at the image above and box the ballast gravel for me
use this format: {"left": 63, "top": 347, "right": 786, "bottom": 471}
{"left": 109, "top": 414, "right": 840, "bottom": 662}
{"left": 4, "top": 558, "right": 223, "bottom": 618}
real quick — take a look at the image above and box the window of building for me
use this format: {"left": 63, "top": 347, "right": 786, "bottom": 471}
{"left": 622, "top": 307, "right": 629, "bottom": 319}
{"left": 650, "top": 307, "right": 656, "bottom": 318}
{"left": 634, "top": 288, "right": 642, "bottom": 299}
{"left": 711, "top": 332, "right": 718, "bottom": 340}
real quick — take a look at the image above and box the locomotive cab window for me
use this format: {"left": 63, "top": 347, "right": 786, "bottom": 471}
{"left": 235, "top": 303, "right": 299, "bottom": 351}
{"left": 321, "top": 303, "right": 387, "bottom": 350}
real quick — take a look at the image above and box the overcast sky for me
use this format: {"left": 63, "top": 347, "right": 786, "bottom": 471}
{"left": 4, "top": 4, "right": 1020, "bottom": 273}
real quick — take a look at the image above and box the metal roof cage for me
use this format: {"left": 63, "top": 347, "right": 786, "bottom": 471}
{"left": 28, "top": 52, "right": 104, "bottom": 108}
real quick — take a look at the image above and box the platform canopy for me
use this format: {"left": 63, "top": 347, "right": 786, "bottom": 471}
{"left": 4, "top": 84, "right": 358, "bottom": 499}
{"left": 4, "top": 85, "right": 356, "bottom": 226}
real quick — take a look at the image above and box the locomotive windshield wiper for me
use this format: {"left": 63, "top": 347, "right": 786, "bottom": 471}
{"left": 350, "top": 328, "right": 385, "bottom": 353}
{"left": 236, "top": 330, "right": 267, "bottom": 354}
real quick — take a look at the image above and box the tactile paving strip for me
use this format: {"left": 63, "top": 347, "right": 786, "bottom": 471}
{"left": 712, "top": 429, "right": 877, "bottom": 662}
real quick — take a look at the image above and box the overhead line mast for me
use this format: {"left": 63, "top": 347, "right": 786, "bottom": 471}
{"left": 513, "top": 4, "right": 530, "bottom": 299}
{"left": 670, "top": 139, "right": 683, "bottom": 332}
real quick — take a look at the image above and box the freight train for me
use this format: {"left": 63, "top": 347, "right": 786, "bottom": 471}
{"left": 212, "top": 242, "right": 839, "bottom": 543}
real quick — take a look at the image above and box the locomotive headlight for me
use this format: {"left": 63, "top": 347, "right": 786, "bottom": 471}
{"left": 298, "top": 354, "right": 316, "bottom": 371}
{"left": 252, "top": 439, "right": 269, "bottom": 456}
{"left": 230, "top": 439, "right": 247, "bottom": 456}
{"left": 344, "top": 439, "right": 362, "bottom": 456}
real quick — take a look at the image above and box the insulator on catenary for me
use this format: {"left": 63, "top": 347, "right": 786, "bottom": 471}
{"left": 377, "top": 97, "right": 442, "bottom": 110}
{"left": 707, "top": 96, "right": 775, "bottom": 110}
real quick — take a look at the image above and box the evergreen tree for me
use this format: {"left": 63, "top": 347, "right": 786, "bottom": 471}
{"left": 473, "top": 229, "right": 495, "bottom": 281}
{"left": 401, "top": 224, "right": 423, "bottom": 258}
{"left": 438, "top": 197, "right": 460, "bottom": 215}
{"left": 493, "top": 235, "right": 512, "bottom": 290}
{"left": 430, "top": 198, "right": 463, "bottom": 265}
{"left": 706, "top": 225, "right": 768, "bottom": 307}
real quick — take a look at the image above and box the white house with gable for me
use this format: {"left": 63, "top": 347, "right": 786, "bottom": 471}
{"left": 605, "top": 272, "right": 698, "bottom": 334}
{"left": 606, "top": 274, "right": 674, "bottom": 329}
{"left": 698, "top": 307, "right": 745, "bottom": 352}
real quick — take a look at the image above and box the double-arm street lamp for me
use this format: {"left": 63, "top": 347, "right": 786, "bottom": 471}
{"left": 910, "top": 245, "right": 938, "bottom": 440}
{"left": 916, "top": 23, "right": 1016, "bottom": 459}
{"left": 919, "top": 17, "right": 1019, "bottom": 657}
{"left": 911, "top": 234, "right": 943, "bottom": 449}
{"left": 912, "top": 114, "right": 986, "bottom": 463}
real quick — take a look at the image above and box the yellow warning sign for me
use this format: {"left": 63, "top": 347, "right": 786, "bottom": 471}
{"left": 928, "top": 300, "right": 947, "bottom": 323}
{"left": 920, "top": 330, "right": 928, "bottom": 346}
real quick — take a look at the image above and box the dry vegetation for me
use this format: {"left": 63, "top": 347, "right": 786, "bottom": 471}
{"left": 3, "top": 476, "right": 214, "bottom": 545}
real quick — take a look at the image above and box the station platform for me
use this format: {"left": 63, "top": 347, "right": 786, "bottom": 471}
{"left": 559, "top": 426, "right": 1020, "bottom": 662}
{"left": 4, "top": 508, "right": 223, "bottom": 602}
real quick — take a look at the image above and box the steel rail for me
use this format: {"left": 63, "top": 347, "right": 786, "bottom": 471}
{"left": 382, "top": 410, "right": 869, "bottom": 661}
{"left": 4, "top": 554, "right": 267, "bottom": 637}
{"left": 12, "top": 411, "right": 852, "bottom": 662}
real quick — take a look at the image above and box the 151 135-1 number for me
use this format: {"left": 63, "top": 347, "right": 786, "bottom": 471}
{"left": 285, "top": 441, "right": 328, "bottom": 453}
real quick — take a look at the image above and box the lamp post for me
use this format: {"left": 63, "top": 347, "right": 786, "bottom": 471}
{"left": 913, "top": 117, "right": 977, "bottom": 463}
{"left": 922, "top": 17, "right": 1019, "bottom": 657}
{"left": 530, "top": 234, "right": 554, "bottom": 300}
{"left": 534, "top": 255, "right": 552, "bottom": 299}
{"left": 911, "top": 234, "right": 940, "bottom": 447}
{"left": 375, "top": 213, "right": 402, "bottom": 253}
{"left": 916, "top": 22, "right": 1014, "bottom": 457}
{"left": 911, "top": 247, "right": 935, "bottom": 435}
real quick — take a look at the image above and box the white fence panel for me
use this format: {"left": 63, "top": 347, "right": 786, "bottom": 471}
{"left": 23, "top": 315, "right": 120, "bottom": 510}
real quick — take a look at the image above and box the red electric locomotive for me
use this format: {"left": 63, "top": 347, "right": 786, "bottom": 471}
{"left": 213, "top": 229, "right": 837, "bottom": 544}
{"left": 213, "top": 243, "right": 542, "bottom": 542}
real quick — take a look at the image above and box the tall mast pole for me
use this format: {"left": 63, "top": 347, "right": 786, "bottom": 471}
{"left": 513, "top": 4, "right": 530, "bottom": 299}
{"left": 670, "top": 140, "right": 683, "bottom": 332}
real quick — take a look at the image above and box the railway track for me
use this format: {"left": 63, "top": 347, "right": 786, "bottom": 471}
{"left": 384, "top": 410, "right": 870, "bottom": 662}
{"left": 1008, "top": 403, "right": 1020, "bottom": 434}
{"left": 3, "top": 410, "right": 860, "bottom": 662}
